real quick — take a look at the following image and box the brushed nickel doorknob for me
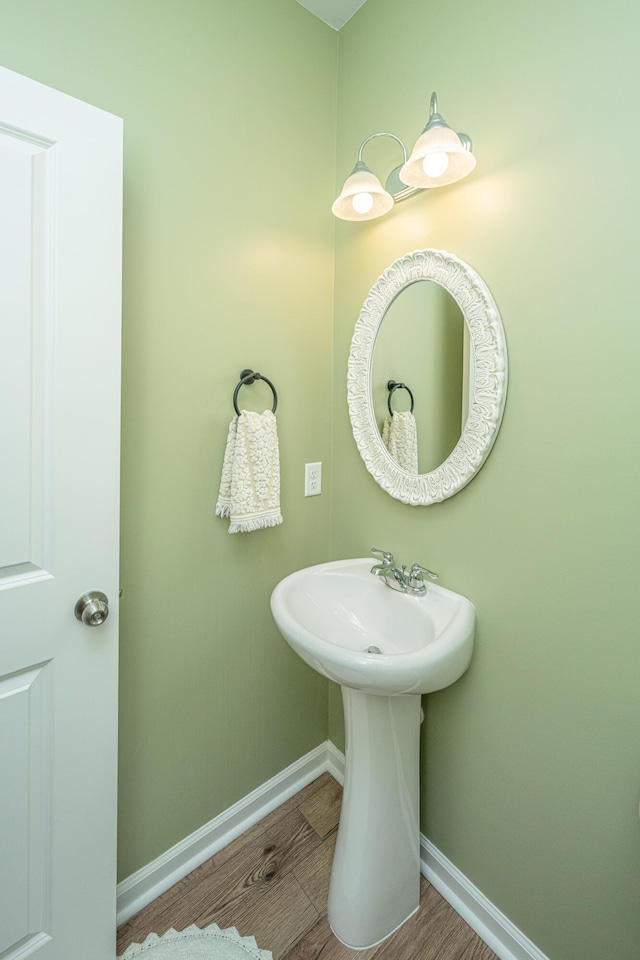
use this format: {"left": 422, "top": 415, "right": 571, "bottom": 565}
{"left": 75, "top": 591, "right": 109, "bottom": 627}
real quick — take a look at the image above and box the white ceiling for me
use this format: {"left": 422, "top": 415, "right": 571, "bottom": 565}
{"left": 295, "top": 0, "right": 369, "bottom": 30}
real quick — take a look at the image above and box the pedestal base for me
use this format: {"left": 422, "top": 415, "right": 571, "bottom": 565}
{"left": 327, "top": 688, "right": 421, "bottom": 949}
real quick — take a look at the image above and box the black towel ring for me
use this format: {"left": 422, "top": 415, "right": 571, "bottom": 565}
{"left": 233, "top": 369, "right": 278, "bottom": 416}
{"left": 387, "top": 379, "right": 414, "bottom": 416}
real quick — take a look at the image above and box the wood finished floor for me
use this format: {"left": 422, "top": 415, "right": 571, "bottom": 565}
{"left": 117, "top": 774, "right": 498, "bottom": 960}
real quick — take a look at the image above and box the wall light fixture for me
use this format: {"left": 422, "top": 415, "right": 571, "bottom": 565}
{"left": 332, "top": 93, "right": 476, "bottom": 222}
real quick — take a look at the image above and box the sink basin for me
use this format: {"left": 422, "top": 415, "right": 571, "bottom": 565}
{"left": 270, "top": 557, "right": 475, "bottom": 696}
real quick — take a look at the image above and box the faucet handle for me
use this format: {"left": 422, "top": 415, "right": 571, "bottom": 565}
{"left": 409, "top": 563, "right": 439, "bottom": 581}
{"left": 371, "top": 548, "right": 395, "bottom": 567}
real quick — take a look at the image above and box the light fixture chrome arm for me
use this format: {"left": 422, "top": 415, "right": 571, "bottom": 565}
{"left": 426, "top": 92, "right": 473, "bottom": 153}
{"left": 355, "top": 132, "right": 420, "bottom": 205}
{"left": 426, "top": 92, "right": 445, "bottom": 128}
{"left": 357, "top": 132, "right": 408, "bottom": 165}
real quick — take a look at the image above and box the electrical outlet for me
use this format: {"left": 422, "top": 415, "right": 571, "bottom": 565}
{"left": 304, "top": 462, "right": 322, "bottom": 497}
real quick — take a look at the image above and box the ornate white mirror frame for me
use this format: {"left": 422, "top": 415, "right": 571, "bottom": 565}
{"left": 347, "top": 249, "right": 508, "bottom": 505}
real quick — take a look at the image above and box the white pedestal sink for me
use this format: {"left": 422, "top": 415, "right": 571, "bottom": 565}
{"left": 271, "top": 558, "right": 475, "bottom": 949}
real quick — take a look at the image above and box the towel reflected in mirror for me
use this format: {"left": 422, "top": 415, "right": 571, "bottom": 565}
{"left": 381, "top": 411, "right": 418, "bottom": 474}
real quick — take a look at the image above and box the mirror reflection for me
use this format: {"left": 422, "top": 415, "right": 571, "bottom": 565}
{"left": 371, "top": 280, "right": 469, "bottom": 475}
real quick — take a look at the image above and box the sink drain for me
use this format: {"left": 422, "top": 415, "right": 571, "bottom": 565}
{"left": 365, "top": 645, "right": 382, "bottom": 654}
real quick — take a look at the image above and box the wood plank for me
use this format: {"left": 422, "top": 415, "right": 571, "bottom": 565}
{"left": 280, "top": 915, "right": 333, "bottom": 960}
{"left": 291, "top": 832, "right": 336, "bottom": 913}
{"left": 214, "top": 773, "right": 334, "bottom": 869}
{"left": 282, "top": 915, "right": 379, "bottom": 960}
{"left": 219, "top": 871, "right": 318, "bottom": 959}
{"left": 454, "top": 930, "right": 499, "bottom": 960}
{"left": 297, "top": 779, "right": 341, "bottom": 839}
{"left": 181, "top": 808, "right": 319, "bottom": 920}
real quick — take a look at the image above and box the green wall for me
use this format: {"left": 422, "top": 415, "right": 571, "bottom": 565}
{"left": 0, "top": 0, "right": 337, "bottom": 880}
{"left": 331, "top": 1, "right": 640, "bottom": 958}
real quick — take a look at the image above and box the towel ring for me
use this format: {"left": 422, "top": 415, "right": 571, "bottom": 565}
{"left": 233, "top": 369, "right": 278, "bottom": 416}
{"left": 387, "top": 379, "right": 414, "bottom": 416}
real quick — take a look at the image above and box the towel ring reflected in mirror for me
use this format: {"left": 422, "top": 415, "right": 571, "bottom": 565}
{"left": 347, "top": 249, "right": 508, "bottom": 505}
{"left": 233, "top": 368, "right": 278, "bottom": 416}
{"left": 387, "top": 380, "right": 415, "bottom": 416}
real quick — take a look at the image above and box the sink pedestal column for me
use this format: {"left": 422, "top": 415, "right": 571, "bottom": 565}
{"left": 328, "top": 688, "right": 421, "bottom": 949}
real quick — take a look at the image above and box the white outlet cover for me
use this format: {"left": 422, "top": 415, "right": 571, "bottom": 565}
{"left": 304, "top": 462, "right": 322, "bottom": 497}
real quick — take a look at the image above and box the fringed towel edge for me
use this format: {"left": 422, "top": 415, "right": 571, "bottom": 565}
{"left": 228, "top": 510, "right": 283, "bottom": 534}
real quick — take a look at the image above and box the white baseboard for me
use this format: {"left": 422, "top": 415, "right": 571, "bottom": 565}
{"left": 117, "top": 739, "right": 548, "bottom": 960}
{"left": 325, "top": 738, "right": 345, "bottom": 785}
{"left": 116, "top": 741, "right": 331, "bottom": 925}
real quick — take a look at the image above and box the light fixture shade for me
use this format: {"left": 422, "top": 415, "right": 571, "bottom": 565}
{"left": 400, "top": 125, "right": 476, "bottom": 189}
{"left": 332, "top": 161, "right": 394, "bottom": 221}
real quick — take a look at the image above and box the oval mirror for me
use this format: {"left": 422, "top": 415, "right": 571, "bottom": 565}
{"left": 348, "top": 249, "right": 508, "bottom": 505}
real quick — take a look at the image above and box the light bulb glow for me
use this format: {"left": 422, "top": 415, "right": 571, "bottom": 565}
{"left": 422, "top": 151, "right": 449, "bottom": 178}
{"left": 352, "top": 192, "right": 374, "bottom": 214}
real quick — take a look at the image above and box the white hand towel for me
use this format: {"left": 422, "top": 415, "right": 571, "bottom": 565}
{"left": 381, "top": 410, "right": 419, "bottom": 474}
{"left": 216, "top": 410, "right": 283, "bottom": 533}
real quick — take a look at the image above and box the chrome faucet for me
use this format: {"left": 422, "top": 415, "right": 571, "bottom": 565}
{"left": 370, "top": 548, "right": 438, "bottom": 597}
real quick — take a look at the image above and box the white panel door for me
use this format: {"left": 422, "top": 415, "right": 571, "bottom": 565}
{"left": 0, "top": 67, "right": 122, "bottom": 960}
